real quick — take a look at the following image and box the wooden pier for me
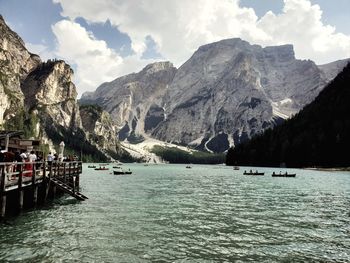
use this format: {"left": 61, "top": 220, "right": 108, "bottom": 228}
{"left": 0, "top": 161, "right": 85, "bottom": 218}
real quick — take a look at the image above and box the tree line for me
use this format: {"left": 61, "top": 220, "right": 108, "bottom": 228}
{"left": 226, "top": 63, "right": 350, "bottom": 168}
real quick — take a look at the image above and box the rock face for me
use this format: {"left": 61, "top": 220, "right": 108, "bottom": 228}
{"left": 226, "top": 62, "right": 350, "bottom": 168}
{"left": 81, "top": 62, "right": 177, "bottom": 141}
{"left": 82, "top": 38, "right": 348, "bottom": 153}
{"left": 0, "top": 15, "right": 116, "bottom": 160}
{"left": 318, "top": 59, "right": 350, "bottom": 81}
{"left": 0, "top": 15, "right": 41, "bottom": 126}
{"left": 21, "top": 60, "right": 82, "bottom": 133}
{"left": 79, "top": 104, "right": 117, "bottom": 151}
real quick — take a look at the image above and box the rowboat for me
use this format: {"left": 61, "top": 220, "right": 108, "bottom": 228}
{"left": 95, "top": 166, "right": 109, "bottom": 170}
{"left": 272, "top": 173, "right": 296, "bottom": 177}
{"left": 113, "top": 167, "right": 132, "bottom": 175}
{"left": 243, "top": 171, "right": 264, "bottom": 175}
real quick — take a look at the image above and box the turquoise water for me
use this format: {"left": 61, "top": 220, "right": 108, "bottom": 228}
{"left": 1, "top": 164, "right": 350, "bottom": 262}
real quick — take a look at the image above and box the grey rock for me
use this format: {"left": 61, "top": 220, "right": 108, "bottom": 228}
{"left": 81, "top": 38, "right": 349, "bottom": 153}
{"left": 0, "top": 16, "right": 117, "bottom": 158}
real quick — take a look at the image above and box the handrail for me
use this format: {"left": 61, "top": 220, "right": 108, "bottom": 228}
{"left": 0, "top": 161, "right": 82, "bottom": 189}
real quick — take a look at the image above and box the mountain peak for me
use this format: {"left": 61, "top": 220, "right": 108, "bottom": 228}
{"left": 141, "top": 61, "right": 175, "bottom": 74}
{"left": 197, "top": 38, "right": 251, "bottom": 52}
{"left": 263, "top": 44, "right": 295, "bottom": 60}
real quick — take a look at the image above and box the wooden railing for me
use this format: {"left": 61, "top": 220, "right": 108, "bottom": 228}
{"left": 0, "top": 161, "right": 83, "bottom": 218}
{"left": 0, "top": 161, "right": 82, "bottom": 190}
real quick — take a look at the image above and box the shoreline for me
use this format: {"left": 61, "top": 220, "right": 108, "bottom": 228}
{"left": 304, "top": 167, "right": 350, "bottom": 172}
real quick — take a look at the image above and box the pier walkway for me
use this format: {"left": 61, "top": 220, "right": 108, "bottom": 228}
{"left": 0, "top": 161, "right": 84, "bottom": 218}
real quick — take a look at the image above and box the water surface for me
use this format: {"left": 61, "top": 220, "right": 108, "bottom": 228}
{"left": 1, "top": 164, "right": 349, "bottom": 262}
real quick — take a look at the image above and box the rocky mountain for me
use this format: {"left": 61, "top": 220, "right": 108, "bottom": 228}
{"left": 79, "top": 104, "right": 117, "bottom": 151}
{"left": 81, "top": 38, "right": 348, "bottom": 153}
{"left": 81, "top": 61, "right": 177, "bottom": 141}
{"left": 0, "top": 15, "right": 41, "bottom": 127}
{"left": 0, "top": 15, "right": 118, "bottom": 161}
{"left": 318, "top": 59, "right": 350, "bottom": 81}
{"left": 226, "top": 62, "right": 350, "bottom": 168}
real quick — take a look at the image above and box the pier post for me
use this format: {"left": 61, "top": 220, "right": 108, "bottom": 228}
{"left": 18, "top": 164, "right": 23, "bottom": 211}
{"left": 72, "top": 176, "right": 76, "bottom": 193}
{"left": 32, "top": 162, "right": 38, "bottom": 206}
{"left": 76, "top": 162, "right": 80, "bottom": 188}
{"left": 45, "top": 162, "right": 52, "bottom": 201}
{"left": 64, "top": 163, "right": 67, "bottom": 182}
{"left": 1, "top": 165, "right": 6, "bottom": 218}
{"left": 52, "top": 185, "right": 56, "bottom": 199}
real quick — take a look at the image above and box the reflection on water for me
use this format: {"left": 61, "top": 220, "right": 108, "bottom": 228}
{"left": 1, "top": 164, "right": 350, "bottom": 262}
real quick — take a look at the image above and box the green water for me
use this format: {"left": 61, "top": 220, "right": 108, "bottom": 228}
{"left": 1, "top": 164, "right": 350, "bottom": 262}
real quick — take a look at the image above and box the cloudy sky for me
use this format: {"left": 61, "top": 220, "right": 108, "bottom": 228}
{"left": 1, "top": 0, "right": 350, "bottom": 96}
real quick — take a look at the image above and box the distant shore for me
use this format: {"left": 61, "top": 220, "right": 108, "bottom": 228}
{"left": 304, "top": 167, "right": 350, "bottom": 172}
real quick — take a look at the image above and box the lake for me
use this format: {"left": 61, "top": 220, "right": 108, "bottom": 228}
{"left": 1, "top": 164, "right": 349, "bottom": 262}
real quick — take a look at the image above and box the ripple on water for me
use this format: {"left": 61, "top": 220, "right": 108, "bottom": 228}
{"left": 1, "top": 164, "right": 350, "bottom": 262}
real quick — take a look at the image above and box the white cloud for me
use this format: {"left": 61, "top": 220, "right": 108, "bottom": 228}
{"left": 51, "top": 20, "right": 155, "bottom": 95}
{"left": 52, "top": 0, "right": 350, "bottom": 94}
{"left": 257, "top": 0, "right": 350, "bottom": 64}
{"left": 25, "top": 42, "right": 54, "bottom": 61}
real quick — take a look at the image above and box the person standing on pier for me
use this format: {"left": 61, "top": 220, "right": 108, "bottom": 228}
{"left": 28, "top": 151, "right": 37, "bottom": 163}
{"left": 14, "top": 151, "right": 22, "bottom": 172}
{"left": 24, "top": 157, "right": 33, "bottom": 177}
{"left": 0, "top": 149, "right": 4, "bottom": 178}
{"left": 47, "top": 152, "right": 54, "bottom": 167}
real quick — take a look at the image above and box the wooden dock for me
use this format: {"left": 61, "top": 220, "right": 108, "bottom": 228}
{"left": 0, "top": 161, "right": 85, "bottom": 218}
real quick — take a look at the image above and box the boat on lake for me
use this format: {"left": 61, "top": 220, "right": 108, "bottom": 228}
{"left": 113, "top": 167, "right": 132, "bottom": 175}
{"left": 272, "top": 172, "right": 296, "bottom": 177}
{"left": 233, "top": 166, "right": 240, "bottom": 170}
{"left": 243, "top": 170, "right": 264, "bottom": 175}
{"left": 95, "top": 166, "right": 109, "bottom": 171}
{"left": 88, "top": 165, "right": 96, "bottom": 168}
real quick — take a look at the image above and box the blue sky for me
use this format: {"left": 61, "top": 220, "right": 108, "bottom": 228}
{"left": 1, "top": 0, "right": 350, "bottom": 95}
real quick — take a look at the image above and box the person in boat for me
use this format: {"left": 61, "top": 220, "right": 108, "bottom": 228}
{"left": 255, "top": 170, "right": 258, "bottom": 173}
{"left": 279, "top": 171, "right": 282, "bottom": 175}
{"left": 272, "top": 171, "right": 276, "bottom": 176}
{"left": 249, "top": 169, "right": 253, "bottom": 173}
{"left": 285, "top": 172, "right": 288, "bottom": 175}
{"left": 244, "top": 170, "right": 247, "bottom": 174}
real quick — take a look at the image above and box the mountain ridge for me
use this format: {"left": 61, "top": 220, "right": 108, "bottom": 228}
{"left": 0, "top": 15, "right": 121, "bottom": 161}
{"left": 226, "top": 61, "right": 350, "bottom": 168}
{"left": 81, "top": 38, "right": 348, "bottom": 152}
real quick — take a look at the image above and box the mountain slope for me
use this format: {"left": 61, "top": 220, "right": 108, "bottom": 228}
{"left": 226, "top": 62, "right": 350, "bottom": 168}
{"left": 153, "top": 39, "right": 329, "bottom": 151}
{"left": 82, "top": 38, "right": 347, "bottom": 153}
{"left": 80, "top": 61, "right": 177, "bottom": 140}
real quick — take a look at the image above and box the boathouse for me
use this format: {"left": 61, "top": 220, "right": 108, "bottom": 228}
{"left": 0, "top": 130, "right": 86, "bottom": 219}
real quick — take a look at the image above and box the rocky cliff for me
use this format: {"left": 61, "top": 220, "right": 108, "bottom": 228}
{"left": 0, "top": 15, "right": 41, "bottom": 127}
{"left": 226, "top": 62, "right": 350, "bottom": 168}
{"left": 0, "top": 15, "right": 117, "bottom": 160}
{"left": 81, "top": 38, "right": 348, "bottom": 153}
{"left": 81, "top": 61, "right": 177, "bottom": 142}
{"left": 79, "top": 104, "right": 117, "bottom": 151}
